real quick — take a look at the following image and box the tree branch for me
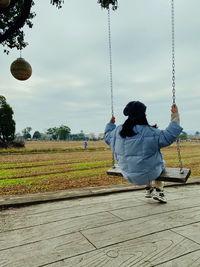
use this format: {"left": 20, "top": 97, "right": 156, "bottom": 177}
{"left": 0, "top": 0, "right": 19, "bottom": 13}
{"left": 0, "top": 0, "right": 32, "bottom": 43}
{"left": 98, "top": 0, "right": 118, "bottom": 10}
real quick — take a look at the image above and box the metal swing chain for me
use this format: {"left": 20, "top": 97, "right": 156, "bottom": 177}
{"left": 107, "top": 7, "right": 115, "bottom": 168}
{"left": 107, "top": 7, "right": 114, "bottom": 117}
{"left": 171, "top": 0, "right": 184, "bottom": 173}
{"left": 171, "top": 0, "right": 176, "bottom": 106}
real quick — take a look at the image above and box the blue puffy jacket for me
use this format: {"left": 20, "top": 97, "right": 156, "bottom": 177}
{"left": 105, "top": 121, "right": 183, "bottom": 185}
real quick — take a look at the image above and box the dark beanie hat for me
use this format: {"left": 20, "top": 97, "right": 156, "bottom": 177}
{"left": 123, "top": 101, "right": 146, "bottom": 119}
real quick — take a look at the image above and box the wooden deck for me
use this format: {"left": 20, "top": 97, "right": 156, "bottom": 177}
{"left": 1, "top": 184, "right": 200, "bottom": 266}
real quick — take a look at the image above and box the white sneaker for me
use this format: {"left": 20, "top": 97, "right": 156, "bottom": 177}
{"left": 145, "top": 187, "right": 154, "bottom": 198}
{"left": 153, "top": 189, "right": 167, "bottom": 203}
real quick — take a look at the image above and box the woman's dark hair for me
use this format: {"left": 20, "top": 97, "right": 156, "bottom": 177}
{"left": 120, "top": 114, "right": 157, "bottom": 138}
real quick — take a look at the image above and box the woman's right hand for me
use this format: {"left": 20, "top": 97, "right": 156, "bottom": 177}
{"left": 171, "top": 104, "right": 180, "bottom": 124}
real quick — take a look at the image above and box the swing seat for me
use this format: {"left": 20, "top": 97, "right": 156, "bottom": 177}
{"left": 107, "top": 165, "right": 191, "bottom": 183}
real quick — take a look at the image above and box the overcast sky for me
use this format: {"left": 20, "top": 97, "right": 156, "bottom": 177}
{"left": 0, "top": 0, "right": 199, "bottom": 135}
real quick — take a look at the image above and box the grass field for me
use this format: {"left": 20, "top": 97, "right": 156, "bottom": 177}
{"left": 0, "top": 141, "right": 199, "bottom": 197}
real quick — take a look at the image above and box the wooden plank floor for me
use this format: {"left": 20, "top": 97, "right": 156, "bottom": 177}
{"left": 1, "top": 185, "right": 200, "bottom": 266}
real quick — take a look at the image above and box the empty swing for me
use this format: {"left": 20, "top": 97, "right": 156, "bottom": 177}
{"left": 100, "top": 0, "right": 191, "bottom": 183}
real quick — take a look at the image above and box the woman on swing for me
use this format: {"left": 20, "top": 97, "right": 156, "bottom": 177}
{"left": 105, "top": 101, "right": 182, "bottom": 203}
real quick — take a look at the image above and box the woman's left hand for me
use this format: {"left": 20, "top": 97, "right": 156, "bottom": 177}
{"left": 110, "top": 116, "right": 115, "bottom": 124}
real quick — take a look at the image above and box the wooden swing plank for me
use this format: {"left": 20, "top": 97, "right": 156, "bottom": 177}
{"left": 107, "top": 165, "right": 191, "bottom": 183}
{"left": 157, "top": 168, "right": 191, "bottom": 183}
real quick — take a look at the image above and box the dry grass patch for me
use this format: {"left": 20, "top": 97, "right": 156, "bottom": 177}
{"left": 0, "top": 141, "right": 199, "bottom": 197}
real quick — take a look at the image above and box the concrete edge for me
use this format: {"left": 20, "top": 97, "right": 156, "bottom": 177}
{"left": 1, "top": 177, "right": 200, "bottom": 209}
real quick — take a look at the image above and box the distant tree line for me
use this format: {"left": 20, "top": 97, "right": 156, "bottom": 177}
{"left": 15, "top": 128, "right": 199, "bottom": 143}
{"left": 16, "top": 127, "right": 103, "bottom": 141}
{"left": 16, "top": 125, "right": 71, "bottom": 141}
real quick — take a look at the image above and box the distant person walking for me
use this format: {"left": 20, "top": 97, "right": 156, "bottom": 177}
{"left": 84, "top": 141, "right": 88, "bottom": 149}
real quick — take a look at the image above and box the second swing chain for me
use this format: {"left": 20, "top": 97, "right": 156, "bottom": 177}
{"left": 171, "top": 0, "right": 184, "bottom": 173}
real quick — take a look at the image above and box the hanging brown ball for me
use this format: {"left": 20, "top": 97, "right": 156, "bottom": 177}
{"left": 10, "top": 57, "right": 32, "bottom": 81}
{"left": 0, "top": 0, "right": 10, "bottom": 9}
